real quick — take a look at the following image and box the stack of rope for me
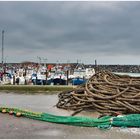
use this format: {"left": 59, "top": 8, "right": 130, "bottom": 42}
{"left": 56, "top": 70, "right": 140, "bottom": 115}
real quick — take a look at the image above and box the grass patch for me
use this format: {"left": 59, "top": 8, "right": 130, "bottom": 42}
{"left": 0, "top": 85, "right": 75, "bottom": 93}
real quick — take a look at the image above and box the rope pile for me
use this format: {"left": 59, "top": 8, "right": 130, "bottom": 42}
{"left": 56, "top": 70, "right": 140, "bottom": 116}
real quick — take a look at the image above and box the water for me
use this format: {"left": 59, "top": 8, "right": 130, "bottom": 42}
{"left": 114, "top": 72, "right": 140, "bottom": 77}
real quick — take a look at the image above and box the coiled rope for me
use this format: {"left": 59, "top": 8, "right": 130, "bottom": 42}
{"left": 56, "top": 70, "right": 140, "bottom": 115}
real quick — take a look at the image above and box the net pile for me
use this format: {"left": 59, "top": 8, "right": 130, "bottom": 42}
{"left": 56, "top": 70, "right": 140, "bottom": 115}
{"left": 0, "top": 106, "right": 112, "bottom": 128}
{"left": 1, "top": 106, "right": 140, "bottom": 129}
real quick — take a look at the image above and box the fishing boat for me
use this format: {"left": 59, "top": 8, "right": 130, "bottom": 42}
{"left": 85, "top": 67, "right": 95, "bottom": 79}
{"left": 71, "top": 63, "right": 86, "bottom": 85}
{"left": 71, "top": 64, "right": 95, "bottom": 85}
{"left": 36, "top": 72, "right": 46, "bottom": 85}
{"left": 52, "top": 71, "right": 67, "bottom": 85}
{"left": 50, "top": 64, "right": 67, "bottom": 85}
{"left": 31, "top": 65, "right": 47, "bottom": 85}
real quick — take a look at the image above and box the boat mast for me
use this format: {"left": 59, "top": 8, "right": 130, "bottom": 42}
{"left": 1, "top": 30, "right": 4, "bottom": 66}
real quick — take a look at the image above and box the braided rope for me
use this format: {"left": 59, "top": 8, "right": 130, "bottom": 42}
{"left": 57, "top": 70, "right": 140, "bottom": 115}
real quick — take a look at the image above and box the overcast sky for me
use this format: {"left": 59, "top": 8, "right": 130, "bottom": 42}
{"left": 0, "top": 1, "right": 140, "bottom": 64}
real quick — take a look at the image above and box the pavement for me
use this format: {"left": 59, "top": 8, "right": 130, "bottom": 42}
{"left": 0, "top": 92, "right": 140, "bottom": 139}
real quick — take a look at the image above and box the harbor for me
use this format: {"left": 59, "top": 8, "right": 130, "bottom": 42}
{"left": 0, "top": 62, "right": 95, "bottom": 86}
{"left": 1, "top": 61, "right": 140, "bottom": 86}
{"left": 1, "top": 1, "right": 140, "bottom": 139}
{"left": 1, "top": 60, "right": 140, "bottom": 139}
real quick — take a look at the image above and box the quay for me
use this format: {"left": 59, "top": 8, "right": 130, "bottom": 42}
{"left": 0, "top": 91, "right": 140, "bottom": 139}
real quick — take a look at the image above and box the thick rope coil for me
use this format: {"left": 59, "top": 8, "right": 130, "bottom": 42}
{"left": 56, "top": 70, "right": 140, "bottom": 115}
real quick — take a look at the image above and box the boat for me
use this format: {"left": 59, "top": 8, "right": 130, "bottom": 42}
{"left": 71, "top": 64, "right": 95, "bottom": 85}
{"left": 71, "top": 63, "right": 86, "bottom": 85}
{"left": 85, "top": 67, "right": 95, "bottom": 79}
{"left": 52, "top": 71, "right": 67, "bottom": 85}
{"left": 50, "top": 65, "right": 67, "bottom": 85}
{"left": 36, "top": 72, "right": 46, "bottom": 85}
{"left": 31, "top": 65, "right": 47, "bottom": 85}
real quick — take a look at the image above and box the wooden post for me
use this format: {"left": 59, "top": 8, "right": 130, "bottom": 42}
{"left": 13, "top": 75, "right": 15, "bottom": 85}
{"left": 46, "top": 70, "right": 48, "bottom": 85}
{"left": 24, "top": 68, "right": 27, "bottom": 85}
{"left": 66, "top": 70, "right": 69, "bottom": 85}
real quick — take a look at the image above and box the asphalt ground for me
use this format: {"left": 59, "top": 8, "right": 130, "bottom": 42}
{"left": 0, "top": 92, "right": 140, "bottom": 139}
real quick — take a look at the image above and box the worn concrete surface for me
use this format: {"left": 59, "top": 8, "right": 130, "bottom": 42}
{"left": 0, "top": 92, "right": 140, "bottom": 139}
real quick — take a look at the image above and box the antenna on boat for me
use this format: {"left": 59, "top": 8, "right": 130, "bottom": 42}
{"left": 95, "top": 59, "right": 98, "bottom": 72}
{"left": 77, "top": 59, "right": 79, "bottom": 64}
{"left": 37, "top": 56, "right": 41, "bottom": 65}
{"left": 43, "top": 58, "right": 47, "bottom": 67}
{"left": 1, "top": 30, "right": 4, "bottom": 66}
{"left": 95, "top": 59, "right": 97, "bottom": 67}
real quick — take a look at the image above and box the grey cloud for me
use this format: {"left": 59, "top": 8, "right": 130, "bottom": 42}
{"left": 0, "top": 1, "right": 140, "bottom": 64}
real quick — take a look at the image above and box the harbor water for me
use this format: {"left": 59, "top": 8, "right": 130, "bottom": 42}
{"left": 114, "top": 72, "right": 140, "bottom": 77}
